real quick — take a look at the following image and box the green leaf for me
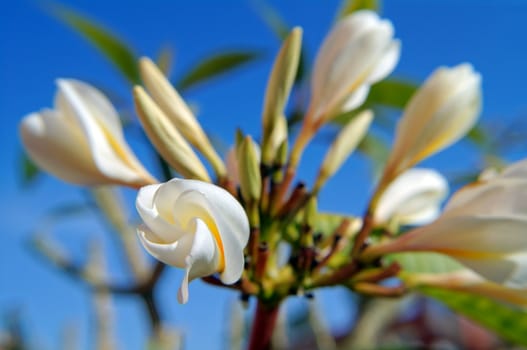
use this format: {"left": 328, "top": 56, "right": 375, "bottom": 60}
{"left": 419, "top": 286, "right": 527, "bottom": 346}
{"left": 252, "top": 1, "right": 290, "bottom": 40}
{"left": 387, "top": 252, "right": 464, "bottom": 274}
{"left": 20, "top": 151, "right": 40, "bottom": 186}
{"left": 176, "top": 51, "right": 262, "bottom": 91}
{"left": 366, "top": 79, "right": 417, "bottom": 110}
{"left": 252, "top": 1, "right": 307, "bottom": 84}
{"left": 357, "top": 133, "right": 390, "bottom": 175}
{"left": 50, "top": 4, "right": 140, "bottom": 84}
{"left": 314, "top": 213, "right": 349, "bottom": 237}
{"left": 156, "top": 45, "right": 174, "bottom": 76}
{"left": 337, "top": 0, "right": 380, "bottom": 19}
{"left": 331, "top": 79, "right": 417, "bottom": 126}
{"left": 467, "top": 124, "right": 489, "bottom": 148}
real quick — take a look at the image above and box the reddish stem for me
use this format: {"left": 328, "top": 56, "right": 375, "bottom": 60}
{"left": 247, "top": 300, "right": 281, "bottom": 350}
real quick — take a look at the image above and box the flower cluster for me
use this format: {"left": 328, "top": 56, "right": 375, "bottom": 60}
{"left": 20, "top": 8, "right": 526, "bottom": 319}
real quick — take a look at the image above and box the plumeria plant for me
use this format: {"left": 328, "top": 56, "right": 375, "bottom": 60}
{"left": 17, "top": 2, "right": 527, "bottom": 349}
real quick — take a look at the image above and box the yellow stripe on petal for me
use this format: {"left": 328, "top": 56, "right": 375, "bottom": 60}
{"left": 201, "top": 216, "right": 226, "bottom": 273}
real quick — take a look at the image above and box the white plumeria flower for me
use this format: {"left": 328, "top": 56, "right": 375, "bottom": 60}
{"left": 309, "top": 10, "right": 400, "bottom": 122}
{"left": 379, "top": 64, "right": 481, "bottom": 189}
{"left": 364, "top": 158, "right": 527, "bottom": 289}
{"left": 136, "top": 178, "right": 250, "bottom": 303}
{"left": 374, "top": 168, "right": 448, "bottom": 226}
{"left": 20, "top": 79, "right": 156, "bottom": 187}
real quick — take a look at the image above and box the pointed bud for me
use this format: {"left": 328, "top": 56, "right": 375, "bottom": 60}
{"left": 304, "top": 197, "right": 318, "bottom": 229}
{"left": 139, "top": 57, "right": 226, "bottom": 178}
{"left": 238, "top": 136, "right": 262, "bottom": 203}
{"left": 262, "top": 115, "right": 288, "bottom": 166}
{"left": 261, "top": 28, "right": 302, "bottom": 166}
{"left": 314, "top": 110, "right": 373, "bottom": 193}
{"left": 272, "top": 140, "right": 289, "bottom": 184}
{"left": 378, "top": 64, "right": 481, "bottom": 194}
{"left": 133, "top": 86, "right": 211, "bottom": 182}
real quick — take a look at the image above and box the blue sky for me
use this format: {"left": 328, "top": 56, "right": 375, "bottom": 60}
{"left": 2, "top": 1, "right": 527, "bottom": 349}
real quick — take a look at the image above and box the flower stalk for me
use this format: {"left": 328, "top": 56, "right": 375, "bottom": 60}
{"left": 248, "top": 300, "right": 282, "bottom": 350}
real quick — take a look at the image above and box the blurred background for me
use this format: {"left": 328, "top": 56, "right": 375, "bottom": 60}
{"left": 1, "top": 0, "right": 527, "bottom": 349}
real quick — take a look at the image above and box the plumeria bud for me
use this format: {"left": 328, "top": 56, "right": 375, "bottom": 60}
{"left": 309, "top": 10, "right": 400, "bottom": 123}
{"left": 238, "top": 136, "right": 262, "bottom": 203}
{"left": 262, "top": 115, "right": 288, "bottom": 166}
{"left": 378, "top": 64, "right": 481, "bottom": 196}
{"left": 133, "top": 86, "right": 211, "bottom": 182}
{"left": 139, "top": 57, "right": 226, "bottom": 178}
{"left": 304, "top": 197, "right": 318, "bottom": 229}
{"left": 272, "top": 140, "right": 289, "bottom": 184}
{"left": 261, "top": 28, "right": 301, "bottom": 165}
{"left": 277, "top": 139, "right": 288, "bottom": 167}
{"left": 314, "top": 110, "right": 373, "bottom": 193}
{"left": 19, "top": 79, "right": 156, "bottom": 187}
{"left": 374, "top": 168, "right": 448, "bottom": 227}
{"left": 136, "top": 178, "right": 250, "bottom": 303}
{"left": 363, "top": 158, "right": 527, "bottom": 289}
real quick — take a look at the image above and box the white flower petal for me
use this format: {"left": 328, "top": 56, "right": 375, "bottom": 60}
{"left": 137, "top": 226, "right": 191, "bottom": 268}
{"left": 138, "top": 219, "right": 219, "bottom": 304}
{"left": 444, "top": 178, "right": 527, "bottom": 218}
{"left": 20, "top": 79, "right": 155, "bottom": 186}
{"left": 172, "top": 179, "right": 250, "bottom": 284}
{"left": 456, "top": 256, "right": 517, "bottom": 287}
{"left": 374, "top": 168, "right": 448, "bottom": 225}
{"left": 339, "top": 85, "right": 370, "bottom": 114}
{"left": 506, "top": 253, "right": 527, "bottom": 288}
{"left": 321, "top": 25, "right": 394, "bottom": 115}
{"left": 55, "top": 79, "right": 122, "bottom": 137}
{"left": 501, "top": 158, "right": 527, "bottom": 179}
{"left": 405, "top": 216, "right": 527, "bottom": 254}
{"left": 367, "top": 40, "right": 401, "bottom": 84}
{"left": 383, "top": 64, "right": 481, "bottom": 180}
{"left": 135, "top": 178, "right": 250, "bottom": 301}
{"left": 20, "top": 110, "right": 106, "bottom": 184}
{"left": 368, "top": 158, "right": 527, "bottom": 291}
{"left": 310, "top": 10, "right": 399, "bottom": 121}
{"left": 393, "top": 216, "right": 527, "bottom": 286}
{"left": 136, "top": 183, "right": 186, "bottom": 243}
{"left": 312, "top": 10, "right": 381, "bottom": 95}
{"left": 57, "top": 79, "right": 150, "bottom": 183}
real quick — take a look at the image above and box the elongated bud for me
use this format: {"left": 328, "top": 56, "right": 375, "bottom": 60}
{"left": 375, "top": 64, "right": 481, "bottom": 205}
{"left": 314, "top": 110, "right": 373, "bottom": 193}
{"left": 277, "top": 140, "right": 288, "bottom": 167}
{"left": 238, "top": 136, "right": 262, "bottom": 202}
{"left": 139, "top": 57, "right": 226, "bottom": 178}
{"left": 272, "top": 140, "right": 289, "bottom": 183}
{"left": 304, "top": 197, "right": 318, "bottom": 229}
{"left": 261, "top": 28, "right": 302, "bottom": 166}
{"left": 262, "top": 115, "right": 288, "bottom": 166}
{"left": 133, "top": 86, "right": 211, "bottom": 182}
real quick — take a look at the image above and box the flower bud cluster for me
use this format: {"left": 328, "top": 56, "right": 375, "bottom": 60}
{"left": 19, "top": 9, "right": 526, "bottom": 309}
